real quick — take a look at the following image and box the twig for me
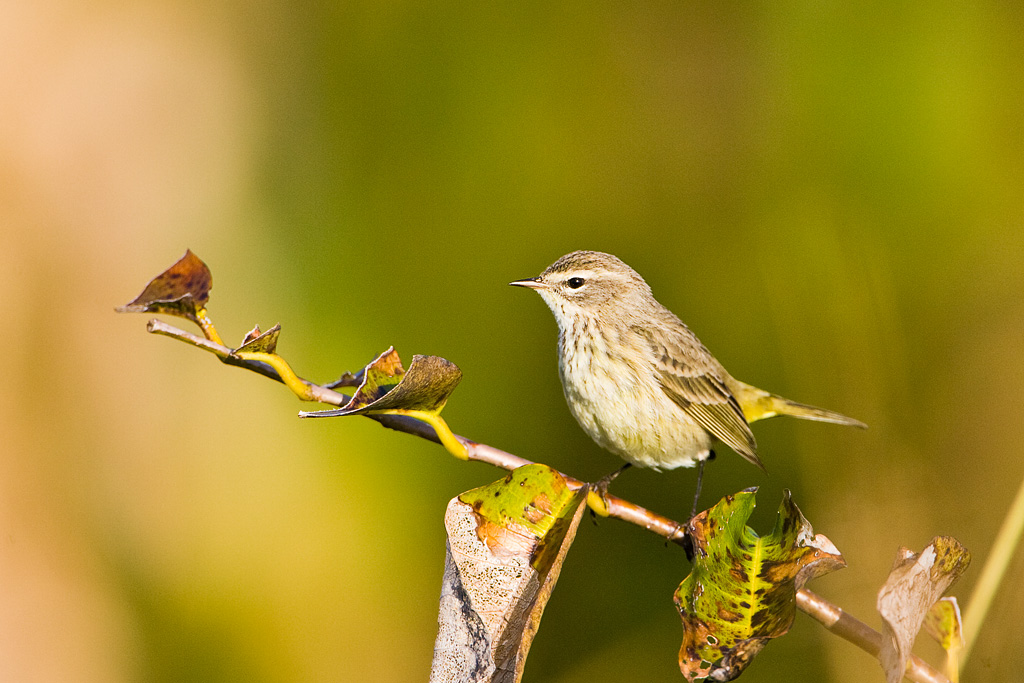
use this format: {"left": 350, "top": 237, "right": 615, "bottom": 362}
{"left": 143, "top": 317, "right": 949, "bottom": 683}
{"left": 797, "top": 590, "right": 950, "bottom": 683}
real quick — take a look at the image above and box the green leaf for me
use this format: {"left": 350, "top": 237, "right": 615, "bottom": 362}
{"left": 299, "top": 347, "right": 462, "bottom": 418}
{"left": 431, "top": 465, "right": 589, "bottom": 683}
{"left": 458, "top": 464, "right": 582, "bottom": 567}
{"left": 674, "top": 489, "right": 845, "bottom": 681}
{"left": 116, "top": 249, "right": 213, "bottom": 322}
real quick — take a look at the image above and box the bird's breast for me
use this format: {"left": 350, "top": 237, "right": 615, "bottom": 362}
{"left": 556, "top": 323, "right": 711, "bottom": 470}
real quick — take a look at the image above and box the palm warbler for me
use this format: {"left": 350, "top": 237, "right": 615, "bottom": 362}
{"left": 511, "top": 250, "right": 864, "bottom": 507}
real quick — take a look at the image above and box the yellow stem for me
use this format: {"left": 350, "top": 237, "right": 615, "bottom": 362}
{"left": 946, "top": 646, "right": 960, "bottom": 683}
{"left": 393, "top": 410, "right": 468, "bottom": 461}
{"left": 233, "top": 351, "right": 315, "bottom": 401}
{"left": 194, "top": 307, "right": 224, "bottom": 346}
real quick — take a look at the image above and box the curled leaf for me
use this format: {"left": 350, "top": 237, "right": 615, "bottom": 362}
{"left": 430, "top": 465, "right": 588, "bottom": 683}
{"left": 924, "top": 597, "right": 964, "bottom": 681}
{"left": 236, "top": 324, "right": 281, "bottom": 355}
{"left": 299, "top": 347, "right": 462, "bottom": 418}
{"left": 674, "top": 489, "right": 845, "bottom": 681}
{"left": 241, "top": 325, "right": 262, "bottom": 345}
{"left": 923, "top": 597, "right": 963, "bottom": 653}
{"left": 116, "top": 249, "right": 213, "bottom": 322}
{"left": 877, "top": 537, "right": 970, "bottom": 683}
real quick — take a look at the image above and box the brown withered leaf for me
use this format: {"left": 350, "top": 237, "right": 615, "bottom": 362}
{"left": 241, "top": 325, "right": 263, "bottom": 346}
{"left": 116, "top": 249, "right": 213, "bottom": 322}
{"left": 877, "top": 537, "right": 970, "bottom": 683}
{"left": 299, "top": 347, "right": 462, "bottom": 418}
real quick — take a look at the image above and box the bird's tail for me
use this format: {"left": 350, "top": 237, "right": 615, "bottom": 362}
{"left": 730, "top": 380, "right": 867, "bottom": 429}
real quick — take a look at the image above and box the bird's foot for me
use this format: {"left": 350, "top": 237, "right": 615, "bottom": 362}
{"left": 586, "top": 489, "right": 613, "bottom": 518}
{"left": 587, "top": 463, "right": 632, "bottom": 518}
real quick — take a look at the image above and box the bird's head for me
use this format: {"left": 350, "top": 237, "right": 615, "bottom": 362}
{"left": 510, "top": 250, "right": 654, "bottom": 327}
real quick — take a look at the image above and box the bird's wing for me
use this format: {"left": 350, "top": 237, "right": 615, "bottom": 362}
{"left": 639, "top": 325, "right": 764, "bottom": 471}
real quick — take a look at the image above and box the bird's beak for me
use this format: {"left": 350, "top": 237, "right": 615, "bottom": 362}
{"left": 509, "top": 277, "right": 545, "bottom": 289}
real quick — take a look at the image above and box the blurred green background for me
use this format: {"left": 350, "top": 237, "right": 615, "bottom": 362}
{"left": 3, "top": 1, "right": 1023, "bottom": 681}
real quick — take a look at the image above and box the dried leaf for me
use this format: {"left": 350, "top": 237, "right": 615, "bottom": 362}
{"left": 116, "top": 250, "right": 212, "bottom": 322}
{"left": 674, "top": 489, "right": 845, "bottom": 681}
{"left": 241, "top": 325, "right": 262, "bottom": 345}
{"left": 877, "top": 537, "right": 970, "bottom": 683}
{"left": 299, "top": 347, "right": 462, "bottom": 418}
{"left": 236, "top": 324, "right": 281, "bottom": 354}
{"left": 430, "top": 465, "right": 588, "bottom": 683}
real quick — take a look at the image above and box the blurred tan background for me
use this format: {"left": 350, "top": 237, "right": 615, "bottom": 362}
{"left": 3, "top": 1, "right": 1023, "bottom": 681}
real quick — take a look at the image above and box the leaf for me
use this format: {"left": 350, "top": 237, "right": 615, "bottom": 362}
{"left": 430, "top": 465, "right": 589, "bottom": 683}
{"left": 923, "top": 597, "right": 963, "bottom": 653}
{"left": 877, "top": 537, "right": 970, "bottom": 683}
{"left": 924, "top": 597, "right": 964, "bottom": 682}
{"left": 116, "top": 249, "right": 213, "bottom": 322}
{"left": 674, "top": 489, "right": 846, "bottom": 681}
{"left": 236, "top": 324, "right": 281, "bottom": 355}
{"left": 299, "top": 347, "right": 462, "bottom": 418}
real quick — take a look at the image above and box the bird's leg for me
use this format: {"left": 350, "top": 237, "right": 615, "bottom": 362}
{"left": 689, "top": 450, "right": 714, "bottom": 519}
{"left": 588, "top": 463, "right": 632, "bottom": 518}
{"left": 597, "top": 462, "right": 632, "bottom": 492}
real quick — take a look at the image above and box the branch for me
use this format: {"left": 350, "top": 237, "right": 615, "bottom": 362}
{"left": 146, "top": 318, "right": 685, "bottom": 539}
{"left": 798, "top": 590, "right": 951, "bottom": 683}
{"left": 143, "top": 317, "right": 949, "bottom": 683}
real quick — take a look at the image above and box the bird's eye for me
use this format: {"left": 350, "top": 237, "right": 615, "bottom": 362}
{"left": 567, "top": 277, "right": 585, "bottom": 289}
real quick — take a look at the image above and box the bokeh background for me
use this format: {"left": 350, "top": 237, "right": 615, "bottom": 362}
{"left": 3, "top": 2, "right": 1023, "bottom": 681}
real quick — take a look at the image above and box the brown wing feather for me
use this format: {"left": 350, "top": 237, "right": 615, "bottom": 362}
{"left": 639, "top": 323, "right": 764, "bottom": 471}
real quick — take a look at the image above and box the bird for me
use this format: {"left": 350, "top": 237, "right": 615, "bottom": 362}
{"left": 510, "top": 250, "right": 865, "bottom": 515}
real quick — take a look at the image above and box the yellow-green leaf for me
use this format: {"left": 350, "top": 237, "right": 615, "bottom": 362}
{"left": 236, "top": 324, "right": 281, "bottom": 355}
{"left": 924, "top": 597, "right": 964, "bottom": 682}
{"left": 923, "top": 597, "right": 963, "bottom": 653}
{"left": 458, "top": 464, "right": 581, "bottom": 566}
{"left": 674, "top": 489, "right": 845, "bottom": 681}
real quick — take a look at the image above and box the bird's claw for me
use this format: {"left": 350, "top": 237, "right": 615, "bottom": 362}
{"left": 587, "top": 464, "right": 629, "bottom": 518}
{"left": 586, "top": 487, "right": 613, "bottom": 518}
